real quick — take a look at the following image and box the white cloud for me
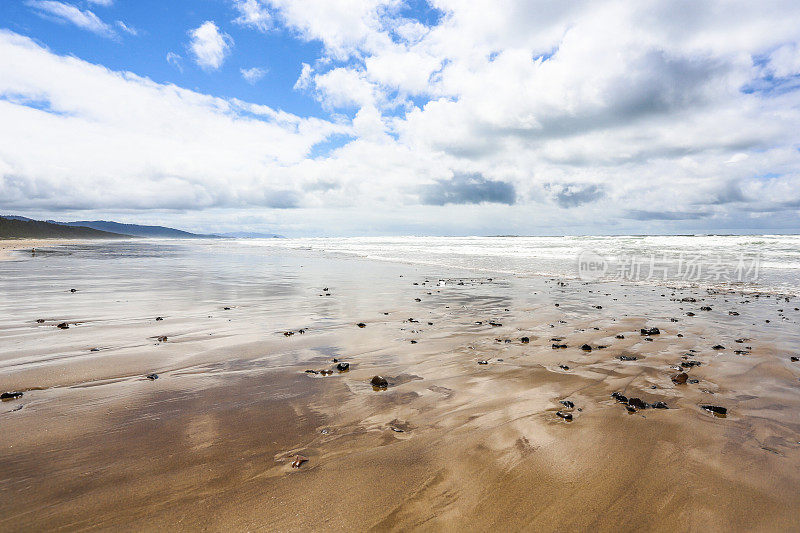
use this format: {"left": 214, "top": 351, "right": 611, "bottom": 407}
{"left": 26, "top": 0, "right": 116, "bottom": 37}
{"left": 313, "top": 67, "right": 377, "bottom": 108}
{"left": 166, "top": 52, "right": 183, "bottom": 72}
{"left": 87, "top": 0, "right": 113, "bottom": 5}
{"left": 188, "top": 21, "right": 234, "bottom": 71}
{"left": 232, "top": 0, "right": 271, "bottom": 32}
{"left": 115, "top": 20, "right": 137, "bottom": 36}
{"left": 294, "top": 63, "right": 313, "bottom": 90}
{"left": 6, "top": 0, "right": 800, "bottom": 234}
{"left": 241, "top": 66, "right": 268, "bottom": 84}
{"left": 0, "top": 31, "right": 347, "bottom": 212}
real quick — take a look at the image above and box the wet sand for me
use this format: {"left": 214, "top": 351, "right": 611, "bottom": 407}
{"left": 1, "top": 240, "right": 799, "bottom": 531}
{"left": 0, "top": 239, "right": 86, "bottom": 260}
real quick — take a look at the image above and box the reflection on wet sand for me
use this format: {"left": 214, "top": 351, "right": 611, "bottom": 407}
{"left": 1, "top": 241, "right": 799, "bottom": 531}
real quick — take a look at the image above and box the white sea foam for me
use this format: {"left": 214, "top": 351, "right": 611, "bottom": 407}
{"left": 239, "top": 235, "right": 800, "bottom": 293}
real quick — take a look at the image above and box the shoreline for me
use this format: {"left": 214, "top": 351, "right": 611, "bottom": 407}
{"left": 1, "top": 241, "right": 799, "bottom": 530}
{"left": 0, "top": 238, "right": 88, "bottom": 261}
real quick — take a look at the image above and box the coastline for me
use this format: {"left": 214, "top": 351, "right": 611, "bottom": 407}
{"left": 0, "top": 239, "right": 85, "bottom": 261}
{"left": 1, "top": 240, "right": 799, "bottom": 530}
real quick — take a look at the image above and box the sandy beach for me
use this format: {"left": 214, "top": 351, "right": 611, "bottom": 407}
{"left": 0, "top": 239, "right": 85, "bottom": 261}
{"left": 1, "top": 239, "right": 799, "bottom": 531}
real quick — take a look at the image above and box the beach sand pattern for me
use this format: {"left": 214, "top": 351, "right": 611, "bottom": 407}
{"left": 0, "top": 239, "right": 799, "bottom": 531}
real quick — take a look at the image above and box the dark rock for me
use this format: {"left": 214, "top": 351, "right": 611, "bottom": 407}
{"left": 611, "top": 392, "right": 628, "bottom": 403}
{"left": 57, "top": 322, "right": 69, "bottom": 329}
{"left": 625, "top": 404, "right": 637, "bottom": 413}
{"left": 36, "top": 319, "right": 45, "bottom": 323}
{"left": 357, "top": 323, "right": 366, "bottom": 328}
{"left": 619, "top": 355, "right": 637, "bottom": 361}
{"left": 596, "top": 345, "right": 608, "bottom": 349}
{"left": 410, "top": 340, "right": 417, "bottom": 344}
{"left": 155, "top": 317, "right": 163, "bottom": 321}
{"left": 560, "top": 400, "right": 575, "bottom": 408}
{"left": 304, "top": 369, "right": 319, "bottom": 374}
{"left": 477, "top": 360, "right": 489, "bottom": 365}
{"left": 556, "top": 411, "right": 573, "bottom": 421}
{"left": 712, "top": 345, "right": 725, "bottom": 350}
{"left": 1, "top": 392, "right": 23, "bottom": 401}
{"left": 791, "top": 356, "right": 799, "bottom": 362}
{"left": 283, "top": 331, "right": 294, "bottom": 336}
{"left": 681, "top": 361, "right": 701, "bottom": 368}
{"left": 223, "top": 307, "right": 231, "bottom": 310}
{"left": 615, "top": 334, "right": 625, "bottom": 339}
{"left": 70, "top": 288, "right": 77, "bottom": 293}
{"left": 681, "top": 297, "right": 696, "bottom": 302}
{"left": 651, "top": 401, "right": 668, "bottom": 409}
{"left": 489, "top": 322, "right": 502, "bottom": 327}
{"left": 336, "top": 362, "right": 350, "bottom": 372}
{"left": 628, "top": 397, "right": 648, "bottom": 409}
{"left": 414, "top": 298, "right": 421, "bottom": 302}
{"left": 90, "top": 347, "right": 99, "bottom": 352}
{"left": 644, "top": 337, "right": 654, "bottom": 342}
{"left": 688, "top": 379, "right": 699, "bottom": 384}
{"left": 580, "top": 344, "right": 592, "bottom": 351}
{"left": 672, "top": 372, "right": 688, "bottom": 384}
{"left": 640, "top": 327, "right": 660, "bottom": 336}
{"left": 728, "top": 311, "right": 739, "bottom": 316}
{"left": 146, "top": 373, "right": 158, "bottom": 380}
{"left": 520, "top": 337, "right": 530, "bottom": 344}
{"left": 320, "top": 369, "right": 333, "bottom": 376}
{"left": 701, "top": 405, "right": 727, "bottom": 416}
{"left": 686, "top": 312, "right": 695, "bottom": 316}
{"left": 558, "top": 364, "right": 570, "bottom": 370}
{"left": 552, "top": 343, "right": 568, "bottom": 349}
{"left": 700, "top": 306, "right": 712, "bottom": 311}
{"left": 157, "top": 335, "right": 168, "bottom": 342}
{"left": 371, "top": 376, "right": 389, "bottom": 388}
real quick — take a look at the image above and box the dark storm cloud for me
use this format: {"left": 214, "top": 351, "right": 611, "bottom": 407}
{"left": 546, "top": 183, "right": 605, "bottom": 207}
{"left": 420, "top": 172, "right": 516, "bottom": 205}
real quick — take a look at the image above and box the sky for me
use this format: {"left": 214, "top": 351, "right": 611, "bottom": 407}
{"left": 1, "top": 0, "right": 800, "bottom": 236}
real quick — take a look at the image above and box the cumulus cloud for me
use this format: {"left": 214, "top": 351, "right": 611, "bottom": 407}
{"left": 0, "top": 31, "right": 347, "bottom": 211}
{"left": 188, "top": 21, "right": 234, "bottom": 71}
{"left": 232, "top": 0, "right": 271, "bottom": 32}
{"left": 241, "top": 66, "right": 268, "bottom": 84}
{"left": 6, "top": 0, "right": 800, "bottom": 234}
{"left": 26, "top": 1, "right": 116, "bottom": 37}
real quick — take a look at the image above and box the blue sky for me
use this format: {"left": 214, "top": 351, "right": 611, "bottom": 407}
{"left": 1, "top": 1, "right": 800, "bottom": 236}
{"left": 3, "top": 1, "right": 332, "bottom": 118}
